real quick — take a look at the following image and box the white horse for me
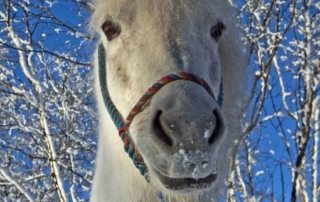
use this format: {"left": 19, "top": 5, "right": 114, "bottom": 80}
{"left": 90, "top": 0, "right": 247, "bottom": 201}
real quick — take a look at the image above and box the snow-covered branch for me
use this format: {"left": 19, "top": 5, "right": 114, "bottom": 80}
{"left": 0, "top": 168, "right": 34, "bottom": 202}
{"left": 0, "top": 0, "right": 96, "bottom": 200}
{"left": 229, "top": 0, "right": 320, "bottom": 201}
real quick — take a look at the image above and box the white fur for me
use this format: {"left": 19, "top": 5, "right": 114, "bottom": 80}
{"left": 90, "top": 1, "right": 247, "bottom": 201}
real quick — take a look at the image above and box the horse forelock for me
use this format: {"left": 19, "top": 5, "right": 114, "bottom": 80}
{"left": 90, "top": 0, "right": 237, "bottom": 32}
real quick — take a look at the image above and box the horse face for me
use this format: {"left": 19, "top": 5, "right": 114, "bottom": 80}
{"left": 97, "top": 1, "right": 232, "bottom": 193}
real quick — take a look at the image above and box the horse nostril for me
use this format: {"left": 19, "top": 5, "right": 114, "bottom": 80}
{"left": 208, "top": 109, "right": 225, "bottom": 145}
{"left": 153, "top": 111, "right": 174, "bottom": 147}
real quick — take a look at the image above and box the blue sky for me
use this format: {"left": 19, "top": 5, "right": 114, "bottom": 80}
{"left": 1, "top": 0, "right": 318, "bottom": 201}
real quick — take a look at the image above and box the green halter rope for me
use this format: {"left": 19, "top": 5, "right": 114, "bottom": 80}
{"left": 98, "top": 43, "right": 223, "bottom": 201}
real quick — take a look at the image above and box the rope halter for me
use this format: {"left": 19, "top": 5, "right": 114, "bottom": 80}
{"left": 98, "top": 43, "right": 224, "bottom": 181}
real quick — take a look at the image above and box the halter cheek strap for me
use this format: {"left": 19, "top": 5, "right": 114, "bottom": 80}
{"left": 98, "top": 43, "right": 224, "bottom": 180}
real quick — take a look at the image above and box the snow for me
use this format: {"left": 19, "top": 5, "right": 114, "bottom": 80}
{"left": 201, "top": 161, "right": 208, "bottom": 168}
{"left": 54, "top": 28, "right": 61, "bottom": 34}
{"left": 0, "top": 72, "right": 5, "bottom": 80}
{"left": 255, "top": 71, "right": 261, "bottom": 77}
{"left": 0, "top": 0, "right": 318, "bottom": 201}
{"left": 172, "top": 149, "right": 210, "bottom": 178}
{"left": 0, "top": 168, "right": 33, "bottom": 201}
{"left": 204, "top": 129, "right": 210, "bottom": 138}
{"left": 269, "top": 150, "right": 275, "bottom": 156}
{"left": 0, "top": 1, "right": 95, "bottom": 200}
{"left": 255, "top": 170, "right": 264, "bottom": 176}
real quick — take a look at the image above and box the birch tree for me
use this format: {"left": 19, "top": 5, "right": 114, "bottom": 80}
{"left": 228, "top": 0, "right": 320, "bottom": 201}
{"left": 0, "top": 0, "right": 319, "bottom": 201}
{"left": 0, "top": 0, "right": 96, "bottom": 201}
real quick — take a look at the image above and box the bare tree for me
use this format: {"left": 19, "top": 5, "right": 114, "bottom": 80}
{"left": 228, "top": 0, "right": 319, "bottom": 201}
{"left": 0, "top": 0, "right": 96, "bottom": 201}
{"left": 0, "top": 0, "right": 319, "bottom": 201}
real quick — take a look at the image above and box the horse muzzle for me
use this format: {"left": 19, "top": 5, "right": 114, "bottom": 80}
{"left": 139, "top": 81, "right": 226, "bottom": 191}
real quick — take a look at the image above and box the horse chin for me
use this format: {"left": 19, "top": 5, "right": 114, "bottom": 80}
{"left": 151, "top": 167, "right": 217, "bottom": 193}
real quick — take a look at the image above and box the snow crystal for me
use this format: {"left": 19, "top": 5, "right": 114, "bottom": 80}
{"left": 204, "top": 129, "right": 210, "bottom": 138}
{"left": 0, "top": 73, "right": 6, "bottom": 80}
{"left": 54, "top": 28, "right": 61, "bottom": 34}
{"left": 179, "top": 149, "right": 186, "bottom": 156}
{"left": 280, "top": 55, "right": 287, "bottom": 61}
{"left": 192, "top": 167, "right": 201, "bottom": 179}
{"left": 255, "top": 71, "right": 261, "bottom": 77}
{"left": 201, "top": 161, "right": 208, "bottom": 168}
{"left": 75, "top": 32, "right": 84, "bottom": 38}
{"left": 255, "top": 170, "right": 264, "bottom": 176}
{"left": 269, "top": 150, "right": 275, "bottom": 156}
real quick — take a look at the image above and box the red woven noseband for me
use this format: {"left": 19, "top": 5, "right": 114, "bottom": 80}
{"left": 118, "top": 72, "right": 216, "bottom": 175}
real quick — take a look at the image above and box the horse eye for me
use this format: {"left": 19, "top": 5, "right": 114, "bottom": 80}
{"left": 101, "top": 20, "right": 121, "bottom": 41}
{"left": 210, "top": 22, "right": 225, "bottom": 41}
